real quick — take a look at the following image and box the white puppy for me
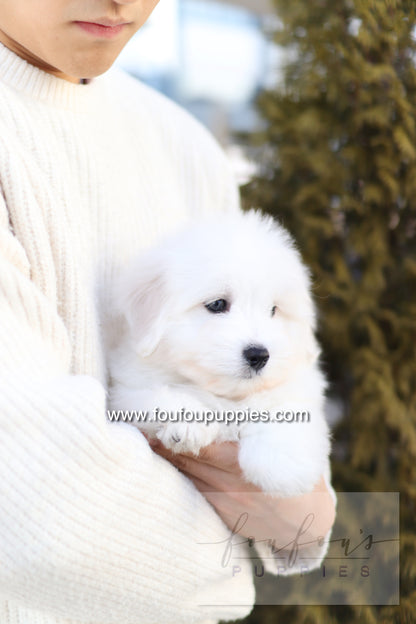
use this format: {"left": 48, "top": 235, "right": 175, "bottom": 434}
{"left": 109, "top": 210, "right": 330, "bottom": 497}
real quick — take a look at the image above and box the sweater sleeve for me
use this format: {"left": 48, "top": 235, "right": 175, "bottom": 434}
{"left": 0, "top": 192, "right": 253, "bottom": 624}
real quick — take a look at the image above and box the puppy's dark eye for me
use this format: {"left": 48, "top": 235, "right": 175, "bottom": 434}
{"left": 205, "top": 299, "right": 229, "bottom": 314}
{"left": 271, "top": 305, "right": 278, "bottom": 317}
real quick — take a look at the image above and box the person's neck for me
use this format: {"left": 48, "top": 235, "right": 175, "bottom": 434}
{"left": 0, "top": 29, "right": 80, "bottom": 84}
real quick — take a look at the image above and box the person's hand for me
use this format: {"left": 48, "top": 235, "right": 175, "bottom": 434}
{"left": 149, "top": 439, "right": 336, "bottom": 549}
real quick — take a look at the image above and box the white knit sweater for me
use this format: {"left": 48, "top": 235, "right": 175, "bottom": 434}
{"left": 0, "top": 42, "right": 333, "bottom": 624}
{"left": 0, "top": 42, "right": 257, "bottom": 624}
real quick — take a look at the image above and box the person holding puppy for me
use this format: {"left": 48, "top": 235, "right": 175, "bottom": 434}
{"left": 0, "top": 1, "right": 336, "bottom": 623}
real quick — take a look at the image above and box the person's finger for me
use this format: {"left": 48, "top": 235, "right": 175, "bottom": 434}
{"left": 151, "top": 441, "right": 262, "bottom": 493}
{"left": 197, "top": 441, "right": 241, "bottom": 471}
{"left": 151, "top": 443, "right": 234, "bottom": 487}
{"left": 150, "top": 439, "right": 241, "bottom": 472}
{"left": 181, "top": 473, "right": 214, "bottom": 492}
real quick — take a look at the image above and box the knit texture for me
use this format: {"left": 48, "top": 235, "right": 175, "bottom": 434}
{"left": 0, "top": 42, "right": 254, "bottom": 624}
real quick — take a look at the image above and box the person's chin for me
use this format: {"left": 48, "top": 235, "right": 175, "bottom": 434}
{"left": 64, "top": 58, "right": 115, "bottom": 81}
{"left": 65, "top": 45, "right": 127, "bottom": 80}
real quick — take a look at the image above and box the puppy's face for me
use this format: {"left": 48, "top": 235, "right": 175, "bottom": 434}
{"left": 120, "top": 212, "right": 319, "bottom": 400}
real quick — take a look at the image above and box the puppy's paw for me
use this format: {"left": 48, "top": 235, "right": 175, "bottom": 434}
{"left": 156, "top": 421, "right": 220, "bottom": 455}
{"left": 238, "top": 434, "right": 323, "bottom": 497}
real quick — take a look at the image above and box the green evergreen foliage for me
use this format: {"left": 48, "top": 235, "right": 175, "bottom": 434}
{"left": 240, "top": 0, "right": 416, "bottom": 621}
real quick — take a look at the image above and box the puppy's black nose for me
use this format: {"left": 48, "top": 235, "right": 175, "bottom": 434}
{"left": 243, "top": 346, "right": 269, "bottom": 372}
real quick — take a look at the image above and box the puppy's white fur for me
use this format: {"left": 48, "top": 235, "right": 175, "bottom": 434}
{"left": 109, "top": 210, "right": 330, "bottom": 497}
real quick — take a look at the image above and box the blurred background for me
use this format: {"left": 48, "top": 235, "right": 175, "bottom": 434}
{"left": 116, "top": 0, "right": 276, "bottom": 184}
{"left": 117, "top": 2, "right": 415, "bottom": 623}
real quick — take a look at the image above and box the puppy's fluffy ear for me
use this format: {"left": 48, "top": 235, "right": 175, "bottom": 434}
{"left": 281, "top": 288, "right": 320, "bottom": 364}
{"left": 299, "top": 295, "right": 320, "bottom": 364}
{"left": 304, "top": 325, "right": 320, "bottom": 364}
{"left": 117, "top": 255, "right": 168, "bottom": 357}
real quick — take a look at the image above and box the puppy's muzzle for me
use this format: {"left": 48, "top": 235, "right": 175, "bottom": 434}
{"left": 243, "top": 345, "right": 269, "bottom": 372}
